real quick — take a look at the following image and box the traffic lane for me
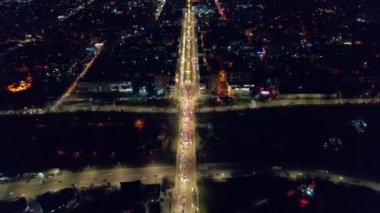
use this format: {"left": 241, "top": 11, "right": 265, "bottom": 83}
{"left": 175, "top": 8, "right": 198, "bottom": 212}
{"left": 197, "top": 163, "right": 380, "bottom": 193}
{"left": 274, "top": 169, "right": 380, "bottom": 192}
{"left": 0, "top": 165, "right": 175, "bottom": 200}
{"left": 1, "top": 167, "right": 175, "bottom": 200}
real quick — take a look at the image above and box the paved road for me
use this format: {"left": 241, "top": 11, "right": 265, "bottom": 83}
{"left": 214, "top": 0, "right": 227, "bottom": 20}
{"left": 273, "top": 168, "right": 380, "bottom": 192}
{"left": 197, "top": 98, "right": 380, "bottom": 113}
{"left": 155, "top": 0, "right": 167, "bottom": 20}
{"left": 2, "top": 162, "right": 380, "bottom": 208}
{"left": 1, "top": 98, "right": 378, "bottom": 116}
{"left": 50, "top": 44, "right": 104, "bottom": 111}
{"left": 0, "top": 165, "right": 174, "bottom": 201}
{"left": 173, "top": 5, "right": 199, "bottom": 213}
{"left": 198, "top": 163, "right": 380, "bottom": 193}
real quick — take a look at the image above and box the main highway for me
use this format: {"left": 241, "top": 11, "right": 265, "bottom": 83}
{"left": 0, "top": 98, "right": 378, "bottom": 116}
{"left": 3, "top": 162, "right": 380, "bottom": 212}
{"left": 173, "top": 2, "right": 199, "bottom": 212}
{"left": 0, "top": 165, "right": 174, "bottom": 201}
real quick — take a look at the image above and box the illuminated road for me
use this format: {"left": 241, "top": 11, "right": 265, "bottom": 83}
{"left": 50, "top": 43, "right": 104, "bottom": 111}
{"left": 0, "top": 98, "right": 378, "bottom": 116}
{"left": 214, "top": 0, "right": 227, "bottom": 20}
{"left": 0, "top": 165, "right": 174, "bottom": 201}
{"left": 197, "top": 98, "right": 380, "bottom": 113}
{"left": 173, "top": 3, "right": 199, "bottom": 213}
{"left": 63, "top": 0, "right": 96, "bottom": 21}
{"left": 2, "top": 162, "right": 380, "bottom": 204}
{"left": 155, "top": 0, "right": 166, "bottom": 20}
{"left": 198, "top": 163, "right": 380, "bottom": 193}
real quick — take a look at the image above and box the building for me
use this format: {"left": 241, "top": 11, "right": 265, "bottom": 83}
{"left": 217, "top": 69, "right": 229, "bottom": 96}
{"left": 0, "top": 197, "right": 28, "bottom": 213}
{"left": 119, "top": 181, "right": 162, "bottom": 212}
{"left": 144, "top": 184, "right": 161, "bottom": 203}
{"left": 154, "top": 73, "right": 171, "bottom": 90}
{"left": 37, "top": 188, "right": 77, "bottom": 213}
{"left": 76, "top": 81, "right": 133, "bottom": 94}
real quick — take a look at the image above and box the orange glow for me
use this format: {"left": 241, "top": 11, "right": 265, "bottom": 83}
{"left": 217, "top": 70, "right": 228, "bottom": 96}
{"left": 7, "top": 74, "right": 33, "bottom": 93}
{"left": 134, "top": 119, "right": 145, "bottom": 130}
{"left": 7, "top": 80, "right": 32, "bottom": 93}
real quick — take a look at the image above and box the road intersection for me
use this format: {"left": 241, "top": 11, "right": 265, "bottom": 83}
{"left": 173, "top": 4, "right": 199, "bottom": 213}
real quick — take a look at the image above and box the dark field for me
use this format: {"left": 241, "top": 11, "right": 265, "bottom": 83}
{"left": 197, "top": 105, "right": 380, "bottom": 176}
{"left": 199, "top": 175, "right": 380, "bottom": 213}
{"left": 0, "top": 112, "right": 178, "bottom": 172}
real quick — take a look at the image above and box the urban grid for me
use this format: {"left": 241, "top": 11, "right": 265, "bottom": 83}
{"left": 0, "top": 0, "right": 380, "bottom": 212}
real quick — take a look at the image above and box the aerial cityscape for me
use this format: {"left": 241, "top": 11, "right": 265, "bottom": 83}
{"left": 0, "top": 0, "right": 380, "bottom": 212}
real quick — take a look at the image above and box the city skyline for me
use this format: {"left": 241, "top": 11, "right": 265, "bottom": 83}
{"left": 1, "top": 0, "right": 380, "bottom": 212}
